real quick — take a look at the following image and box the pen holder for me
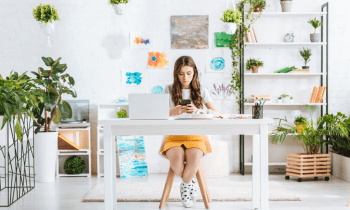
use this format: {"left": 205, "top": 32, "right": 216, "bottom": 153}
{"left": 252, "top": 105, "right": 263, "bottom": 119}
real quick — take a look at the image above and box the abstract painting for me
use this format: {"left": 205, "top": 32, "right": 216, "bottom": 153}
{"left": 151, "top": 85, "right": 163, "bottom": 94}
{"left": 171, "top": 15, "right": 209, "bottom": 49}
{"left": 117, "top": 136, "right": 148, "bottom": 179}
{"left": 214, "top": 32, "right": 234, "bottom": 48}
{"left": 206, "top": 52, "right": 226, "bottom": 73}
{"left": 130, "top": 32, "right": 154, "bottom": 50}
{"left": 122, "top": 70, "right": 144, "bottom": 86}
{"left": 148, "top": 51, "right": 170, "bottom": 69}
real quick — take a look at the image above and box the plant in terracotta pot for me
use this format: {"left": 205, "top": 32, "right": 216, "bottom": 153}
{"left": 109, "top": 0, "right": 129, "bottom": 15}
{"left": 251, "top": 0, "right": 266, "bottom": 12}
{"left": 31, "top": 57, "right": 77, "bottom": 182}
{"left": 308, "top": 17, "right": 322, "bottom": 42}
{"left": 294, "top": 115, "right": 307, "bottom": 133}
{"left": 280, "top": 0, "right": 293, "bottom": 12}
{"left": 280, "top": 94, "right": 290, "bottom": 103}
{"left": 32, "top": 3, "right": 60, "bottom": 36}
{"left": 246, "top": 58, "right": 264, "bottom": 73}
{"left": 220, "top": 8, "right": 242, "bottom": 35}
{"left": 299, "top": 48, "right": 312, "bottom": 69}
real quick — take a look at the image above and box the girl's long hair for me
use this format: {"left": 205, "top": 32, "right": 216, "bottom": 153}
{"left": 171, "top": 56, "right": 203, "bottom": 109}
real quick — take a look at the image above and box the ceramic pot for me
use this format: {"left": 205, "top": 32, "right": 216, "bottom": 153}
{"left": 254, "top": 6, "right": 262, "bottom": 12}
{"left": 302, "top": 66, "right": 310, "bottom": 69}
{"left": 310, "top": 33, "right": 320, "bottom": 42}
{"left": 34, "top": 131, "right": 58, "bottom": 182}
{"left": 282, "top": 97, "right": 290, "bottom": 103}
{"left": 277, "top": 99, "right": 282, "bottom": 103}
{"left": 252, "top": 66, "right": 259, "bottom": 73}
{"left": 114, "top": 3, "right": 126, "bottom": 15}
{"left": 224, "top": 22, "right": 237, "bottom": 35}
{"left": 39, "top": 21, "right": 55, "bottom": 35}
{"left": 290, "top": 99, "right": 294, "bottom": 103}
{"left": 280, "top": 1, "right": 293, "bottom": 12}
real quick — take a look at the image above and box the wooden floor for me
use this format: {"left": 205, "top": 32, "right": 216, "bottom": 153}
{"left": 1, "top": 173, "right": 350, "bottom": 210}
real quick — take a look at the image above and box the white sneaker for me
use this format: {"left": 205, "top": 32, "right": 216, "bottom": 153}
{"left": 190, "top": 178, "right": 198, "bottom": 202}
{"left": 180, "top": 181, "right": 193, "bottom": 208}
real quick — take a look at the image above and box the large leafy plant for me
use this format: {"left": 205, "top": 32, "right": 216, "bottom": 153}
{"left": 220, "top": 8, "right": 242, "bottom": 24}
{"left": 31, "top": 57, "right": 77, "bottom": 133}
{"left": 32, "top": 3, "right": 60, "bottom": 24}
{"left": 109, "top": 0, "right": 129, "bottom": 5}
{"left": 0, "top": 71, "right": 38, "bottom": 141}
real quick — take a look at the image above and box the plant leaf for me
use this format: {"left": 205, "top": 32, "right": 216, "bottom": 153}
{"left": 62, "top": 100, "right": 72, "bottom": 118}
{"left": 1, "top": 116, "right": 8, "bottom": 130}
{"left": 52, "top": 57, "right": 61, "bottom": 68}
{"left": 68, "top": 77, "right": 75, "bottom": 86}
{"left": 15, "top": 118, "right": 22, "bottom": 141}
{"left": 42, "top": 57, "right": 51, "bottom": 66}
{"left": 52, "top": 107, "right": 62, "bottom": 124}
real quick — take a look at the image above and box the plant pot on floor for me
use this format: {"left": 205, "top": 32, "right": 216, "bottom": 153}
{"left": 310, "top": 33, "right": 321, "bottom": 42}
{"left": 254, "top": 6, "right": 262, "bottom": 12}
{"left": 332, "top": 152, "right": 350, "bottom": 182}
{"left": 224, "top": 22, "right": 237, "bottom": 35}
{"left": 34, "top": 131, "right": 58, "bottom": 182}
{"left": 282, "top": 97, "right": 290, "bottom": 103}
{"left": 280, "top": 1, "right": 293, "bottom": 12}
{"left": 251, "top": 66, "right": 259, "bottom": 73}
{"left": 302, "top": 66, "right": 310, "bottom": 69}
{"left": 114, "top": 3, "right": 126, "bottom": 15}
{"left": 39, "top": 21, "right": 55, "bottom": 35}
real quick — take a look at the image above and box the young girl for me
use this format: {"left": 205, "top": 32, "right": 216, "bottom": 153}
{"left": 159, "top": 56, "right": 218, "bottom": 208}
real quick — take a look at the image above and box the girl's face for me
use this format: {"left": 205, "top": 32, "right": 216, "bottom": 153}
{"left": 178, "top": 66, "right": 194, "bottom": 88}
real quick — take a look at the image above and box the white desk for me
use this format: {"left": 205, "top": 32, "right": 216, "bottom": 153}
{"left": 99, "top": 118, "right": 273, "bottom": 210}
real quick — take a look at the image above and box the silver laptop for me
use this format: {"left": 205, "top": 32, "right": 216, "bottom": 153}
{"left": 129, "top": 94, "right": 169, "bottom": 120}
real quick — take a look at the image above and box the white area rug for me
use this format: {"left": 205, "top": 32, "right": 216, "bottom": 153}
{"left": 83, "top": 180, "right": 300, "bottom": 202}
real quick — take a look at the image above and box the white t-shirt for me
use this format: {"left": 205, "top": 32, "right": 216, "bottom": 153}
{"left": 163, "top": 84, "right": 212, "bottom": 109}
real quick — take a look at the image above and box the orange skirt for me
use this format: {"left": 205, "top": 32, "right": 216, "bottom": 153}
{"left": 161, "top": 135, "right": 212, "bottom": 156}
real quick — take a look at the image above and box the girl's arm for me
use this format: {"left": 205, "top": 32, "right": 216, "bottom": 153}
{"left": 205, "top": 101, "right": 220, "bottom": 118}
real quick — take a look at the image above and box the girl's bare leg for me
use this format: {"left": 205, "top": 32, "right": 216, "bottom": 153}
{"left": 166, "top": 147, "right": 185, "bottom": 178}
{"left": 182, "top": 148, "right": 203, "bottom": 183}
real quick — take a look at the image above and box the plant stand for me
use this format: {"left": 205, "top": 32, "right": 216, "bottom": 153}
{"left": 285, "top": 153, "right": 331, "bottom": 182}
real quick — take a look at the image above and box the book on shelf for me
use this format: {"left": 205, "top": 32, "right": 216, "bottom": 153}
{"left": 244, "top": 26, "right": 258, "bottom": 43}
{"left": 310, "top": 86, "right": 326, "bottom": 103}
{"left": 251, "top": 26, "right": 258, "bottom": 42}
{"left": 310, "top": 87, "right": 318, "bottom": 103}
{"left": 250, "top": 28, "right": 256, "bottom": 43}
{"left": 251, "top": 95, "right": 270, "bottom": 98}
{"left": 246, "top": 31, "right": 253, "bottom": 43}
{"left": 292, "top": 69, "right": 311, "bottom": 73}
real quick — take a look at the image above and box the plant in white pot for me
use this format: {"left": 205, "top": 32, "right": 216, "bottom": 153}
{"left": 32, "top": 3, "right": 60, "bottom": 36}
{"left": 280, "top": 94, "right": 290, "bottom": 103}
{"left": 219, "top": 6, "right": 242, "bottom": 35}
{"left": 280, "top": 0, "right": 293, "bottom": 12}
{"left": 109, "top": 0, "right": 129, "bottom": 15}
{"left": 299, "top": 48, "right": 312, "bottom": 69}
{"left": 289, "top": 96, "right": 294, "bottom": 103}
{"left": 31, "top": 57, "right": 77, "bottom": 182}
{"left": 308, "top": 18, "right": 322, "bottom": 42}
{"left": 277, "top": 96, "right": 282, "bottom": 103}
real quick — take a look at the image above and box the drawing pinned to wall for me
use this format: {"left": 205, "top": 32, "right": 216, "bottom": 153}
{"left": 214, "top": 32, "right": 234, "bottom": 48}
{"left": 130, "top": 32, "right": 154, "bottom": 50}
{"left": 148, "top": 51, "right": 170, "bottom": 69}
{"left": 117, "top": 136, "right": 148, "bottom": 178}
{"left": 122, "top": 70, "right": 145, "bottom": 86}
{"left": 206, "top": 51, "right": 227, "bottom": 73}
{"left": 151, "top": 85, "right": 163, "bottom": 94}
{"left": 171, "top": 15, "right": 209, "bottom": 49}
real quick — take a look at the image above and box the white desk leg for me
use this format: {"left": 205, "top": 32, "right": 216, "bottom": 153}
{"left": 252, "top": 135, "right": 260, "bottom": 209}
{"left": 104, "top": 125, "right": 117, "bottom": 210}
{"left": 260, "top": 124, "right": 269, "bottom": 210}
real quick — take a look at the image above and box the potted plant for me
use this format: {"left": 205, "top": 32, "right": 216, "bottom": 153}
{"left": 277, "top": 96, "right": 282, "bottom": 103}
{"left": 308, "top": 18, "right": 322, "bottom": 42}
{"left": 31, "top": 57, "right": 77, "bottom": 182}
{"left": 290, "top": 96, "right": 294, "bottom": 103}
{"left": 251, "top": 0, "right": 266, "bottom": 12}
{"left": 32, "top": 3, "right": 60, "bottom": 35}
{"left": 280, "top": 94, "right": 290, "bottom": 103}
{"left": 116, "top": 108, "right": 128, "bottom": 118}
{"left": 299, "top": 48, "right": 312, "bottom": 69}
{"left": 280, "top": 0, "right": 293, "bottom": 12}
{"left": 246, "top": 58, "right": 264, "bottom": 73}
{"left": 109, "top": 0, "right": 129, "bottom": 15}
{"left": 294, "top": 115, "right": 307, "bottom": 133}
{"left": 219, "top": 8, "right": 242, "bottom": 34}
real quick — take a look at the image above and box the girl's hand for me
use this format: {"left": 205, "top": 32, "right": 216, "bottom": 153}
{"left": 169, "top": 105, "right": 186, "bottom": 116}
{"left": 186, "top": 104, "right": 198, "bottom": 114}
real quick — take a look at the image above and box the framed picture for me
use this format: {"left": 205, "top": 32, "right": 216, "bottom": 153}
{"left": 206, "top": 51, "right": 227, "bottom": 73}
{"left": 122, "top": 69, "right": 145, "bottom": 86}
{"left": 148, "top": 51, "right": 171, "bottom": 69}
{"left": 130, "top": 32, "right": 154, "bottom": 50}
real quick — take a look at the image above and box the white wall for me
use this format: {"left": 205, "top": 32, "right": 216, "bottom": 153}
{"left": 0, "top": 0, "right": 349, "bottom": 174}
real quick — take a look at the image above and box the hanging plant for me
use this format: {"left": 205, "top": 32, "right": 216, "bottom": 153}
{"left": 220, "top": 8, "right": 242, "bottom": 34}
{"left": 109, "top": 0, "right": 129, "bottom": 15}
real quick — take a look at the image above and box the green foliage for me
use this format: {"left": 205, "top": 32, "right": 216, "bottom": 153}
{"left": 294, "top": 115, "right": 307, "bottom": 125}
{"left": 220, "top": 8, "right": 242, "bottom": 24}
{"left": 0, "top": 71, "right": 39, "bottom": 141}
{"left": 32, "top": 3, "right": 60, "bottom": 24}
{"left": 281, "top": 0, "right": 293, "bottom": 1}
{"left": 109, "top": 0, "right": 129, "bottom": 5}
{"left": 64, "top": 156, "right": 86, "bottom": 174}
{"left": 280, "top": 94, "right": 289, "bottom": 98}
{"left": 290, "top": 97, "right": 293, "bottom": 99}
{"left": 299, "top": 48, "right": 312, "bottom": 66}
{"left": 308, "top": 17, "right": 322, "bottom": 33}
{"left": 251, "top": 0, "right": 266, "bottom": 9}
{"left": 117, "top": 109, "right": 128, "bottom": 118}
{"left": 246, "top": 58, "right": 264, "bottom": 71}
{"left": 31, "top": 57, "right": 77, "bottom": 133}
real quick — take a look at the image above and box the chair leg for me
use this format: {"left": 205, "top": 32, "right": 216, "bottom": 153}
{"left": 159, "top": 167, "right": 175, "bottom": 209}
{"left": 196, "top": 164, "right": 210, "bottom": 209}
{"left": 165, "top": 176, "right": 174, "bottom": 202}
{"left": 199, "top": 164, "right": 211, "bottom": 202}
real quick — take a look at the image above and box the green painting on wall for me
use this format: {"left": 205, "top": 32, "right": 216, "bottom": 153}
{"left": 214, "top": 32, "right": 233, "bottom": 48}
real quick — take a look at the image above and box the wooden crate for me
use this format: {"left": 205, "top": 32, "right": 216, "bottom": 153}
{"left": 286, "top": 153, "right": 331, "bottom": 180}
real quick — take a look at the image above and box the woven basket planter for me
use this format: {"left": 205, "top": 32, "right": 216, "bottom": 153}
{"left": 285, "top": 153, "right": 331, "bottom": 182}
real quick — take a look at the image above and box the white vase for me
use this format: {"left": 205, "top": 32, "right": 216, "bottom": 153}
{"left": 224, "top": 22, "right": 237, "bottom": 34}
{"left": 114, "top": 3, "right": 126, "bottom": 15}
{"left": 277, "top": 99, "right": 282, "bottom": 103}
{"left": 332, "top": 152, "right": 350, "bottom": 182}
{"left": 282, "top": 97, "right": 290, "bottom": 103}
{"left": 39, "top": 21, "right": 55, "bottom": 35}
{"left": 290, "top": 99, "right": 294, "bottom": 103}
{"left": 280, "top": 1, "right": 293, "bottom": 12}
{"left": 34, "top": 131, "right": 58, "bottom": 182}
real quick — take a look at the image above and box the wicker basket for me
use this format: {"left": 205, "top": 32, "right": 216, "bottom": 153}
{"left": 285, "top": 153, "right": 331, "bottom": 182}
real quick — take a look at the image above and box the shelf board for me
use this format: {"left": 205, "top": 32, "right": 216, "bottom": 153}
{"left": 245, "top": 103, "right": 326, "bottom": 106}
{"left": 245, "top": 42, "right": 327, "bottom": 46}
{"left": 244, "top": 162, "right": 287, "bottom": 166}
{"left": 99, "top": 103, "right": 129, "bottom": 106}
{"left": 245, "top": 73, "right": 326, "bottom": 76}
{"left": 57, "top": 173, "right": 90, "bottom": 177}
{"left": 252, "top": 12, "right": 327, "bottom": 17}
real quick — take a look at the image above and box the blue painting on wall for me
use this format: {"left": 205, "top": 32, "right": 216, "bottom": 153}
{"left": 117, "top": 136, "right": 148, "bottom": 178}
{"left": 122, "top": 70, "right": 145, "bottom": 86}
{"left": 206, "top": 56, "right": 226, "bottom": 73}
{"left": 151, "top": 86, "right": 163, "bottom": 94}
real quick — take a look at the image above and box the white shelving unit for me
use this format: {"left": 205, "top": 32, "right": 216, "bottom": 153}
{"left": 252, "top": 12, "right": 327, "bottom": 17}
{"left": 245, "top": 103, "right": 326, "bottom": 106}
{"left": 245, "top": 42, "right": 327, "bottom": 46}
{"left": 245, "top": 73, "right": 327, "bottom": 76}
{"left": 56, "top": 127, "right": 91, "bottom": 177}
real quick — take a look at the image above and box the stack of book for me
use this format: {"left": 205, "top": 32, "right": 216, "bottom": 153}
{"left": 244, "top": 26, "right": 258, "bottom": 43}
{"left": 251, "top": 95, "right": 271, "bottom": 103}
{"left": 292, "top": 69, "right": 311, "bottom": 73}
{"left": 310, "top": 86, "right": 326, "bottom": 103}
